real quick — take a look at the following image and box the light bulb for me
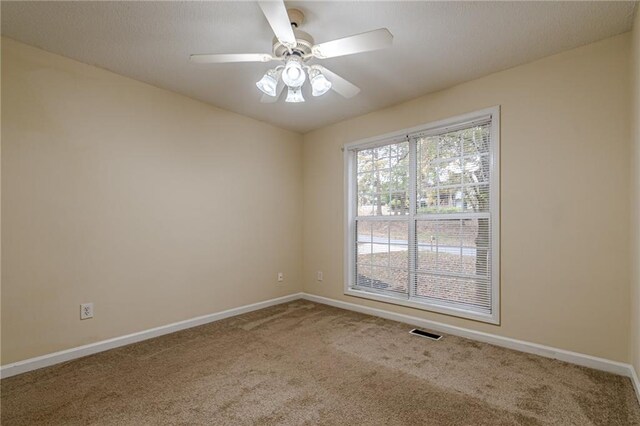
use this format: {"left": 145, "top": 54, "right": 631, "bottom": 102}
{"left": 311, "top": 73, "right": 332, "bottom": 96}
{"left": 256, "top": 69, "right": 279, "bottom": 97}
{"left": 285, "top": 87, "right": 305, "bottom": 103}
{"left": 282, "top": 56, "right": 306, "bottom": 88}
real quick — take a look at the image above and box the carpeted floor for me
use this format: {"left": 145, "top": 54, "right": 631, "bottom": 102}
{"left": 1, "top": 301, "right": 639, "bottom": 425}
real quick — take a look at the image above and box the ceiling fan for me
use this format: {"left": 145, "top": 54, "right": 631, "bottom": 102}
{"left": 189, "top": 1, "right": 393, "bottom": 103}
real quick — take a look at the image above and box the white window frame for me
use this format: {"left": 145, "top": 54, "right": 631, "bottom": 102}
{"left": 343, "top": 106, "right": 500, "bottom": 324}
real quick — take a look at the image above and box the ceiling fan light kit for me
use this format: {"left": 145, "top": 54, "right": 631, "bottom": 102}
{"left": 189, "top": 1, "right": 393, "bottom": 104}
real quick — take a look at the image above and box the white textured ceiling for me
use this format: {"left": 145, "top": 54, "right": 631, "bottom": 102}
{"left": 2, "top": 1, "right": 637, "bottom": 133}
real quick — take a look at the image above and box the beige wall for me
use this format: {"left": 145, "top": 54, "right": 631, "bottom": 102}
{"left": 302, "top": 33, "right": 632, "bottom": 362}
{"left": 2, "top": 30, "right": 636, "bottom": 367}
{"left": 1, "top": 38, "right": 303, "bottom": 364}
{"left": 631, "top": 6, "right": 640, "bottom": 375}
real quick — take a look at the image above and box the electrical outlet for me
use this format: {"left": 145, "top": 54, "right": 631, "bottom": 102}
{"left": 277, "top": 272, "right": 284, "bottom": 282}
{"left": 317, "top": 271, "right": 323, "bottom": 282}
{"left": 80, "top": 303, "right": 94, "bottom": 320}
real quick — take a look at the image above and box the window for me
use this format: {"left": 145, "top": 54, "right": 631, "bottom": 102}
{"left": 344, "top": 107, "right": 500, "bottom": 323}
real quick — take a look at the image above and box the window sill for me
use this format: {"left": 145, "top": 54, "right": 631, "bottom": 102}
{"left": 344, "top": 287, "right": 500, "bottom": 325}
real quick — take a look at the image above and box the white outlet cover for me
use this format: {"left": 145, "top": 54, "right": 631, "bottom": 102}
{"left": 277, "top": 272, "right": 284, "bottom": 282}
{"left": 80, "top": 303, "right": 94, "bottom": 320}
{"left": 317, "top": 271, "right": 323, "bottom": 281}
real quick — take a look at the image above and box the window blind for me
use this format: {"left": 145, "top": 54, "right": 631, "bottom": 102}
{"left": 412, "top": 121, "right": 493, "bottom": 314}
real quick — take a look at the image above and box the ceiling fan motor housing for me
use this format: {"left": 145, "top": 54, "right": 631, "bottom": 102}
{"left": 272, "top": 29, "right": 314, "bottom": 58}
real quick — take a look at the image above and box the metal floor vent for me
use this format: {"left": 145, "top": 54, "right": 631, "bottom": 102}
{"left": 409, "top": 329, "right": 442, "bottom": 341}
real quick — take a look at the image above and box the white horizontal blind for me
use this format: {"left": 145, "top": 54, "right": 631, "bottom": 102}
{"left": 347, "top": 110, "right": 498, "bottom": 323}
{"left": 354, "top": 142, "right": 410, "bottom": 297}
{"left": 413, "top": 120, "right": 493, "bottom": 314}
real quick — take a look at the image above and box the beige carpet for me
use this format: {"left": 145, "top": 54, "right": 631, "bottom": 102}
{"left": 1, "top": 301, "right": 639, "bottom": 425}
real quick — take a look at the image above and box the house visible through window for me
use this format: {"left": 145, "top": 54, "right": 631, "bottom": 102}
{"left": 344, "top": 107, "right": 500, "bottom": 323}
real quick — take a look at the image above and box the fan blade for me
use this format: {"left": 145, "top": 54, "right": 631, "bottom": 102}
{"left": 316, "top": 66, "right": 360, "bottom": 98}
{"left": 189, "top": 53, "right": 274, "bottom": 64}
{"left": 312, "top": 28, "right": 393, "bottom": 59}
{"left": 261, "top": 80, "right": 285, "bottom": 103}
{"left": 258, "top": 1, "right": 296, "bottom": 48}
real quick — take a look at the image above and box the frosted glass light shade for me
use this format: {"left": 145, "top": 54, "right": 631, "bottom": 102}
{"left": 311, "top": 73, "right": 332, "bottom": 96}
{"left": 285, "top": 87, "right": 305, "bottom": 103}
{"left": 282, "top": 56, "right": 306, "bottom": 88}
{"left": 256, "top": 71, "right": 278, "bottom": 97}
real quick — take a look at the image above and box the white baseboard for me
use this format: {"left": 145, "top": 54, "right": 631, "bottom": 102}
{"left": 0, "top": 293, "right": 303, "bottom": 379}
{"left": 2, "top": 290, "right": 639, "bottom": 407}
{"left": 301, "top": 293, "right": 637, "bottom": 380}
{"left": 631, "top": 365, "right": 640, "bottom": 404}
